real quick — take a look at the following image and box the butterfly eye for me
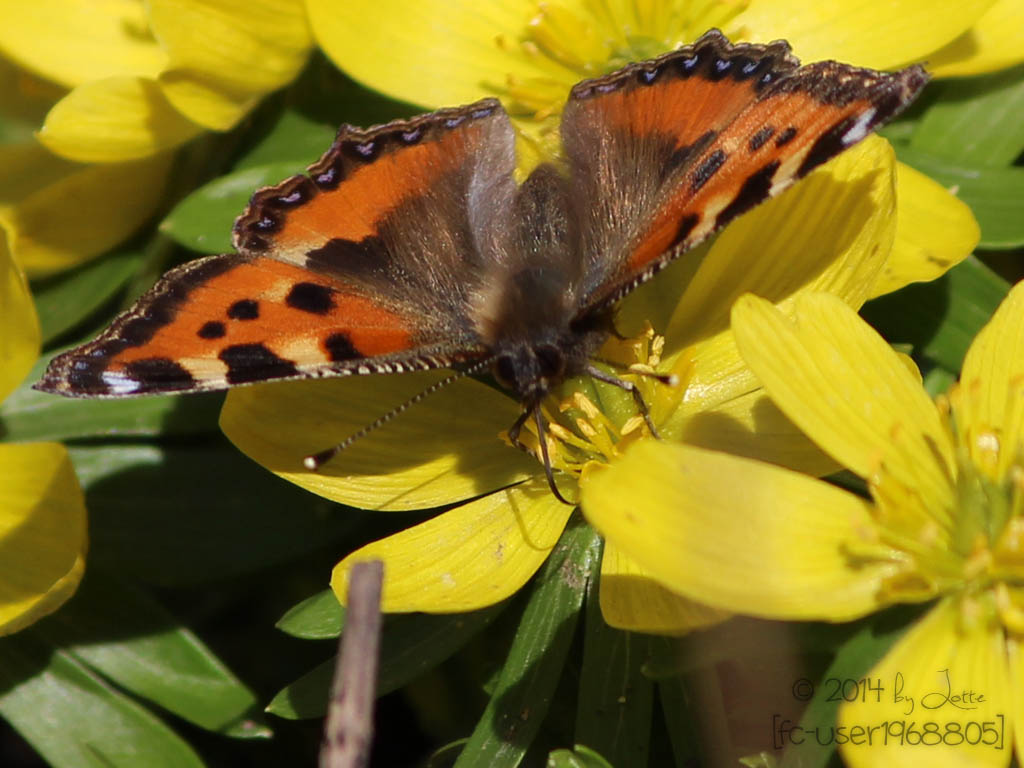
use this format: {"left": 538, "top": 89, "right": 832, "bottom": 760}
{"left": 493, "top": 355, "right": 519, "bottom": 390}
{"left": 535, "top": 343, "right": 565, "bottom": 380}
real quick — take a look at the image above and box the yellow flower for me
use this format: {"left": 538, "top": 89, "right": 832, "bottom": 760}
{"left": 0, "top": 0, "right": 311, "bottom": 162}
{"left": 310, "top": 0, "right": 1017, "bottom": 129}
{"left": 220, "top": 129, "right": 971, "bottom": 633}
{"left": 583, "top": 282, "right": 1024, "bottom": 765}
{"left": 0, "top": 61, "right": 174, "bottom": 277}
{"left": 0, "top": 225, "right": 87, "bottom": 634}
{"left": 0, "top": 1, "right": 311, "bottom": 275}
{"left": 307, "top": 0, "right": 992, "bottom": 299}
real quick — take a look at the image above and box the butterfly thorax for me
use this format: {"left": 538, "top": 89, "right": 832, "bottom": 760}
{"left": 474, "top": 164, "right": 606, "bottom": 401}
{"left": 482, "top": 261, "right": 602, "bottom": 400}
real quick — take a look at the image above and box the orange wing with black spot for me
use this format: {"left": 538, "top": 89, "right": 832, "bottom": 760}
{"left": 561, "top": 29, "right": 928, "bottom": 308}
{"left": 37, "top": 101, "right": 518, "bottom": 397}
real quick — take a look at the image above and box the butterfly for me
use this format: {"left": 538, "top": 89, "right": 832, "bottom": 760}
{"left": 37, "top": 30, "right": 927, "bottom": 501}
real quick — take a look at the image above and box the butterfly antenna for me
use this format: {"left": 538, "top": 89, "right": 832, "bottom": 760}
{"left": 303, "top": 358, "right": 494, "bottom": 471}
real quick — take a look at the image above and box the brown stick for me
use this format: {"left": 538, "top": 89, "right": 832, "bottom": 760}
{"left": 319, "top": 560, "right": 384, "bottom": 768}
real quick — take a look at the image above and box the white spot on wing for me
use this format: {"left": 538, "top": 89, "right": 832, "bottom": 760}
{"left": 841, "top": 108, "right": 877, "bottom": 146}
{"left": 101, "top": 369, "right": 141, "bottom": 395}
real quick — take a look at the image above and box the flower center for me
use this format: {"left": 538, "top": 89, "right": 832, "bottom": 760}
{"left": 857, "top": 385, "right": 1024, "bottom": 633}
{"left": 503, "top": 324, "right": 690, "bottom": 479}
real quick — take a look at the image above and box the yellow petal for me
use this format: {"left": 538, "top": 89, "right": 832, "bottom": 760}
{"left": 150, "top": 0, "right": 311, "bottom": 131}
{"left": 958, "top": 280, "right": 1024, "bottom": 481}
{"left": 1008, "top": 636, "right": 1024, "bottom": 766}
{"left": 671, "top": 385, "right": 842, "bottom": 476}
{"left": 871, "top": 161, "right": 979, "bottom": 298}
{"left": 331, "top": 478, "right": 571, "bottom": 612}
{"left": 732, "top": 293, "right": 957, "bottom": 521}
{"left": 39, "top": 76, "right": 201, "bottom": 162}
{"left": 156, "top": 73, "right": 260, "bottom": 134}
{"left": 220, "top": 374, "right": 535, "bottom": 511}
{"left": 0, "top": 144, "right": 175, "bottom": 277}
{"left": 736, "top": 0, "right": 995, "bottom": 69}
{"left": 580, "top": 441, "right": 891, "bottom": 621}
{"left": 0, "top": 443, "right": 87, "bottom": 635}
{"left": 0, "top": 226, "right": 39, "bottom": 400}
{"left": 0, "top": 0, "right": 167, "bottom": 88}
{"left": 0, "top": 60, "right": 65, "bottom": 134}
{"left": 655, "top": 138, "right": 896, "bottom": 470}
{"left": 928, "top": 0, "right": 1024, "bottom": 77}
{"left": 647, "top": 320, "right": 838, "bottom": 475}
{"left": 599, "top": 540, "right": 730, "bottom": 635}
{"left": 840, "top": 598, "right": 1012, "bottom": 768}
{"left": 308, "top": 0, "right": 554, "bottom": 109}
{"left": 665, "top": 136, "right": 896, "bottom": 352}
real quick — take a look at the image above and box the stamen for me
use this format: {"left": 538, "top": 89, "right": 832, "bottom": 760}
{"left": 842, "top": 356, "right": 1024, "bottom": 636}
{"left": 500, "top": 326, "right": 678, "bottom": 505}
{"left": 994, "top": 583, "right": 1024, "bottom": 633}
{"left": 620, "top": 415, "right": 645, "bottom": 436}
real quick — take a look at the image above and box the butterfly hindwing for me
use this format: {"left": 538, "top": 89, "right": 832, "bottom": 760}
{"left": 38, "top": 102, "right": 522, "bottom": 397}
{"left": 560, "top": 29, "right": 928, "bottom": 310}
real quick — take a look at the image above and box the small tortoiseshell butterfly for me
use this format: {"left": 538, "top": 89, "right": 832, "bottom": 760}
{"left": 37, "top": 30, "right": 927, "bottom": 496}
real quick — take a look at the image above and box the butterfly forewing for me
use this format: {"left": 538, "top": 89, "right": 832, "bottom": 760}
{"left": 37, "top": 101, "right": 521, "bottom": 397}
{"left": 559, "top": 29, "right": 928, "bottom": 312}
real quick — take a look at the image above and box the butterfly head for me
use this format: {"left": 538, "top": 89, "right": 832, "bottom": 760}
{"left": 491, "top": 341, "right": 568, "bottom": 402}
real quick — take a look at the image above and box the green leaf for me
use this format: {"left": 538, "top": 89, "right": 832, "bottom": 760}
{"left": 574, "top": 573, "right": 652, "bottom": 767}
{"left": 0, "top": 352, "right": 223, "bottom": 442}
{"left": 921, "top": 365, "right": 957, "bottom": 398}
{"left": 779, "top": 606, "right": 926, "bottom": 768}
{"left": 656, "top": 674, "right": 714, "bottom": 768}
{"left": 0, "top": 632, "right": 206, "bottom": 768}
{"left": 32, "top": 248, "right": 144, "bottom": 345}
{"left": 547, "top": 745, "right": 616, "bottom": 768}
{"left": 69, "top": 442, "right": 363, "bottom": 586}
{"left": 453, "top": 518, "right": 601, "bottom": 768}
{"left": 268, "top": 602, "right": 506, "bottom": 719}
{"left": 910, "top": 65, "right": 1024, "bottom": 167}
{"left": 895, "top": 146, "right": 1024, "bottom": 249}
{"left": 266, "top": 659, "right": 330, "bottom": 720}
{"left": 35, "top": 570, "right": 265, "bottom": 736}
{"left": 234, "top": 110, "right": 335, "bottom": 171}
{"left": 862, "top": 255, "right": 1010, "bottom": 372}
{"left": 160, "top": 162, "right": 303, "bottom": 254}
{"left": 277, "top": 589, "right": 345, "bottom": 640}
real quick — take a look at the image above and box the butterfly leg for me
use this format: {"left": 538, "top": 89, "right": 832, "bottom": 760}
{"left": 590, "top": 358, "right": 678, "bottom": 388}
{"left": 533, "top": 407, "right": 574, "bottom": 506}
{"left": 506, "top": 407, "right": 532, "bottom": 451}
{"left": 585, "top": 364, "right": 662, "bottom": 439}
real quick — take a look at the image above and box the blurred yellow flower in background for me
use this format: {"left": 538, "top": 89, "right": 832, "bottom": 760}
{"left": 308, "top": 0, "right": 1021, "bottom": 155}
{"left": 0, "top": 227, "right": 86, "bottom": 634}
{"left": 0, "top": 0, "right": 311, "bottom": 275}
